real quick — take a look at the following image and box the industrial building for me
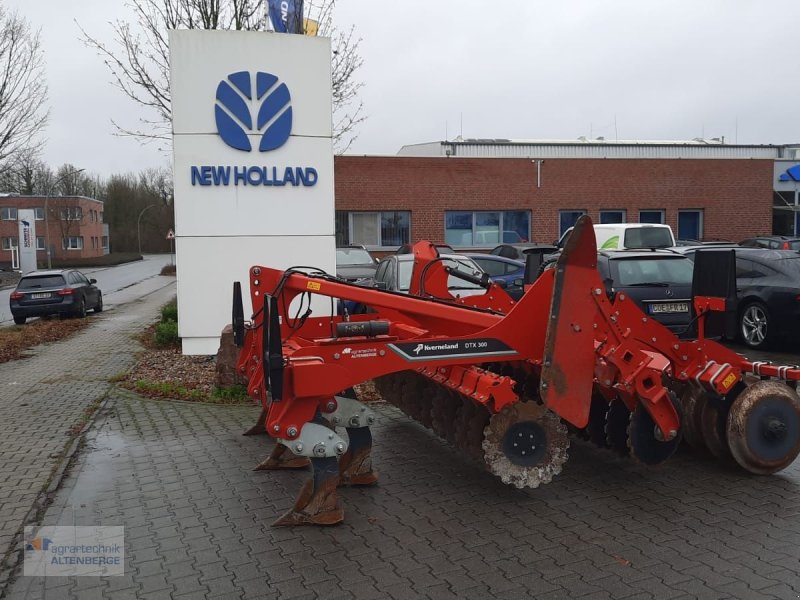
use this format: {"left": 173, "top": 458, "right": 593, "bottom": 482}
{"left": 334, "top": 139, "right": 800, "bottom": 250}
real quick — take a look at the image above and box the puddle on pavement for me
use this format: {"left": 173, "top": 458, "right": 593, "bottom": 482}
{"left": 62, "top": 428, "right": 128, "bottom": 511}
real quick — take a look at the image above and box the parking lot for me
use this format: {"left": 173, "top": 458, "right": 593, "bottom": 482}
{"left": 4, "top": 347, "right": 800, "bottom": 599}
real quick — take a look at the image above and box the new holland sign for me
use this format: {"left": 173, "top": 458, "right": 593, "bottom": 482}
{"left": 170, "top": 30, "right": 335, "bottom": 354}
{"left": 190, "top": 70, "right": 318, "bottom": 188}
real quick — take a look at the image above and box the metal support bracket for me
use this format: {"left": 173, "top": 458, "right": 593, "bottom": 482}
{"left": 323, "top": 395, "right": 377, "bottom": 429}
{"left": 278, "top": 423, "right": 348, "bottom": 458}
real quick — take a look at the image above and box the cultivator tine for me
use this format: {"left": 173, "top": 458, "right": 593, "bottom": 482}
{"left": 272, "top": 457, "right": 343, "bottom": 527}
{"left": 254, "top": 442, "right": 310, "bottom": 471}
{"left": 243, "top": 407, "right": 269, "bottom": 436}
{"left": 338, "top": 427, "right": 378, "bottom": 486}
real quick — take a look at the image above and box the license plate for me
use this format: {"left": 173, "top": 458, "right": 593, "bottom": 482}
{"left": 649, "top": 302, "right": 689, "bottom": 314}
{"left": 31, "top": 293, "right": 51, "bottom": 299}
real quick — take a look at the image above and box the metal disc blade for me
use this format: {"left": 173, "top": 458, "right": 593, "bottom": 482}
{"left": 628, "top": 397, "right": 682, "bottom": 466}
{"left": 727, "top": 380, "right": 800, "bottom": 474}
{"left": 605, "top": 398, "right": 631, "bottom": 456}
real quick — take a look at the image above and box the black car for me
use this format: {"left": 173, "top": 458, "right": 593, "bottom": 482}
{"left": 597, "top": 250, "right": 695, "bottom": 338}
{"left": 10, "top": 269, "right": 103, "bottom": 324}
{"left": 335, "top": 246, "right": 378, "bottom": 282}
{"left": 464, "top": 254, "right": 525, "bottom": 300}
{"left": 676, "top": 246, "right": 800, "bottom": 349}
{"left": 739, "top": 236, "right": 800, "bottom": 251}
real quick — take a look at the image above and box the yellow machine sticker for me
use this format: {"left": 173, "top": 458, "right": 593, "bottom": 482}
{"left": 306, "top": 281, "right": 322, "bottom": 292}
{"left": 721, "top": 372, "right": 737, "bottom": 390}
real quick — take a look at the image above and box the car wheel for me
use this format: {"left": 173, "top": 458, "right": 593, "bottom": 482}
{"left": 13, "top": 316, "right": 26, "bottom": 325}
{"left": 740, "top": 301, "right": 771, "bottom": 349}
{"left": 94, "top": 292, "right": 103, "bottom": 313}
{"left": 75, "top": 296, "right": 87, "bottom": 319}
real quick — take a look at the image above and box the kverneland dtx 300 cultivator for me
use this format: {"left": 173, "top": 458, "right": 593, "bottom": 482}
{"left": 232, "top": 216, "right": 800, "bottom": 526}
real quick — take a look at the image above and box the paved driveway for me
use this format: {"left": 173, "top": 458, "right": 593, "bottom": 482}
{"left": 5, "top": 391, "right": 800, "bottom": 599}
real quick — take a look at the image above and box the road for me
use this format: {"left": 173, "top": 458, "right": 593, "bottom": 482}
{"left": 0, "top": 254, "right": 175, "bottom": 326}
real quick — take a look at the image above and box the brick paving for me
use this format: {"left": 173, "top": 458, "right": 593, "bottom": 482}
{"left": 0, "top": 281, "right": 177, "bottom": 589}
{"left": 5, "top": 388, "right": 800, "bottom": 599}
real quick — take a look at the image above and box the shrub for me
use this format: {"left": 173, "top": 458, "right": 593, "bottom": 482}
{"left": 160, "top": 301, "right": 178, "bottom": 323}
{"left": 160, "top": 264, "right": 176, "bottom": 276}
{"left": 154, "top": 320, "right": 179, "bottom": 346}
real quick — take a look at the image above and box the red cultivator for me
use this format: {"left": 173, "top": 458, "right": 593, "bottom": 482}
{"left": 233, "top": 216, "right": 800, "bottom": 526}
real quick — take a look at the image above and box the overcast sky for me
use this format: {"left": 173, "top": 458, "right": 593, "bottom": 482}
{"left": 5, "top": 0, "right": 800, "bottom": 178}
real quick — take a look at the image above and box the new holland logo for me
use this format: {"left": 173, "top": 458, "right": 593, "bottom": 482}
{"left": 215, "top": 71, "right": 292, "bottom": 152}
{"left": 779, "top": 165, "right": 800, "bottom": 182}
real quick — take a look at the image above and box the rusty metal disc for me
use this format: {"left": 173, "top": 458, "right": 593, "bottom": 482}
{"left": 700, "top": 396, "right": 731, "bottom": 459}
{"left": 726, "top": 380, "right": 800, "bottom": 475}
{"left": 482, "top": 401, "right": 569, "bottom": 489}
{"left": 587, "top": 392, "right": 610, "bottom": 448}
{"left": 679, "top": 384, "right": 706, "bottom": 449}
{"left": 627, "top": 394, "right": 682, "bottom": 466}
{"left": 605, "top": 398, "right": 631, "bottom": 456}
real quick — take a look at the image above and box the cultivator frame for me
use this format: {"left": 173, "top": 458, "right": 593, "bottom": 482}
{"left": 233, "top": 216, "right": 800, "bottom": 526}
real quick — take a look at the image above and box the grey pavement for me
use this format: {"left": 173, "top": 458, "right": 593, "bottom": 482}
{"left": 0, "top": 278, "right": 177, "bottom": 590}
{"left": 5, "top": 387, "right": 800, "bottom": 599}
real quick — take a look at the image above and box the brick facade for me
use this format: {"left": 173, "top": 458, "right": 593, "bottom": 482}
{"left": 0, "top": 195, "right": 106, "bottom": 267}
{"left": 334, "top": 156, "right": 773, "bottom": 246}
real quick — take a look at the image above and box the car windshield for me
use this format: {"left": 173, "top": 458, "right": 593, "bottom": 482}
{"left": 613, "top": 257, "right": 693, "bottom": 286}
{"left": 624, "top": 228, "right": 674, "bottom": 249}
{"left": 336, "top": 248, "right": 373, "bottom": 266}
{"left": 18, "top": 275, "right": 66, "bottom": 289}
{"left": 397, "top": 257, "right": 485, "bottom": 291}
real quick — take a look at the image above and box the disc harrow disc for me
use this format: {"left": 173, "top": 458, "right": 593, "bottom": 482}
{"left": 700, "top": 383, "right": 747, "bottom": 460}
{"left": 587, "top": 393, "right": 610, "bottom": 448}
{"left": 628, "top": 394, "right": 682, "bottom": 466}
{"left": 679, "top": 384, "right": 706, "bottom": 449}
{"left": 726, "top": 380, "right": 800, "bottom": 474}
{"left": 482, "top": 401, "right": 569, "bottom": 489}
{"left": 605, "top": 398, "right": 631, "bottom": 456}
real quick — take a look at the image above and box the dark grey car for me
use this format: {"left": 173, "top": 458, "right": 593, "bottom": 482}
{"left": 335, "top": 246, "right": 378, "bottom": 282}
{"left": 9, "top": 269, "right": 103, "bottom": 325}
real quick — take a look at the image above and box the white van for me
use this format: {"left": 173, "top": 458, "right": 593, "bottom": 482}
{"left": 557, "top": 223, "right": 675, "bottom": 250}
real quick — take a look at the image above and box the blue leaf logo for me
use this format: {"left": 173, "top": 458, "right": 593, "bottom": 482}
{"left": 215, "top": 71, "right": 292, "bottom": 152}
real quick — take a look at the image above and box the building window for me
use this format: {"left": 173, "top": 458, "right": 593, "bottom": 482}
{"left": 639, "top": 210, "right": 665, "bottom": 224}
{"left": 60, "top": 207, "right": 83, "bottom": 221}
{"left": 599, "top": 210, "right": 626, "bottom": 224}
{"left": 99, "top": 211, "right": 104, "bottom": 223}
{"left": 34, "top": 207, "right": 44, "bottom": 220}
{"left": 36, "top": 236, "right": 45, "bottom": 250}
{"left": 102, "top": 236, "right": 109, "bottom": 249}
{"left": 1, "top": 207, "right": 17, "bottom": 220}
{"left": 2, "top": 237, "right": 18, "bottom": 250}
{"left": 678, "top": 210, "right": 704, "bottom": 241}
{"left": 63, "top": 236, "right": 83, "bottom": 250}
{"left": 559, "top": 210, "right": 586, "bottom": 236}
{"left": 444, "top": 210, "right": 531, "bottom": 246}
{"left": 335, "top": 211, "right": 411, "bottom": 248}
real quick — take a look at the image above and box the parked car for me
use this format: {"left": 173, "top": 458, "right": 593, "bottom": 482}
{"left": 490, "top": 243, "right": 558, "bottom": 261}
{"left": 335, "top": 246, "right": 378, "bottom": 282}
{"left": 464, "top": 254, "right": 525, "bottom": 300}
{"left": 555, "top": 223, "right": 676, "bottom": 250}
{"left": 541, "top": 249, "right": 695, "bottom": 336}
{"left": 739, "top": 236, "right": 800, "bottom": 251}
{"left": 676, "top": 246, "right": 800, "bottom": 349}
{"left": 10, "top": 270, "right": 103, "bottom": 325}
{"left": 597, "top": 250, "right": 695, "bottom": 338}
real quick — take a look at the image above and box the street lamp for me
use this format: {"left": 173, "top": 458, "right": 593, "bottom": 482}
{"left": 137, "top": 204, "right": 156, "bottom": 255}
{"left": 45, "top": 167, "right": 86, "bottom": 269}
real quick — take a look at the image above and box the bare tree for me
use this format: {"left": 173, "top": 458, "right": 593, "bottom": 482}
{"left": 79, "top": 0, "right": 364, "bottom": 152}
{"left": 0, "top": 6, "right": 48, "bottom": 168}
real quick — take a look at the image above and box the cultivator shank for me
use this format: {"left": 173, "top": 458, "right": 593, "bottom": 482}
{"left": 233, "top": 217, "right": 800, "bottom": 525}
